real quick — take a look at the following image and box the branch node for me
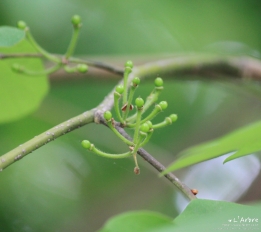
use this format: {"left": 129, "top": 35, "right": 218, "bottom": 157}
{"left": 94, "top": 110, "right": 104, "bottom": 124}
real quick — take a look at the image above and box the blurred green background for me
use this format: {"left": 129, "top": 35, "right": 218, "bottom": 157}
{"left": 1, "top": 0, "right": 261, "bottom": 231}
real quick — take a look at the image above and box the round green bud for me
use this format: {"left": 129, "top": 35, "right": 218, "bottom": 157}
{"left": 154, "top": 77, "right": 163, "bottom": 87}
{"left": 140, "top": 123, "right": 150, "bottom": 133}
{"left": 125, "top": 60, "right": 133, "bottom": 69}
{"left": 159, "top": 101, "right": 168, "bottom": 110}
{"left": 169, "top": 114, "right": 178, "bottom": 122}
{"left": 82, "top": 140, "right": 91, "bottom": 149}
{"left": 17, "top": 21, "right": 27, "bottom": 30}
{"left": 135, "top": 97, "right": 144, "bottom": 108}
{"left": 116, "top": 85, "right": 124, "bottom": 94}
{"left": 146, "top": 121, "right": 153, "bottom": 129}
{"left": 71, "top": 15, "right": 81, "bottom": 26}
{"left": 104, "top": 111, "right": 112, "bottom": 121}
{"left": 132, "top": 77, "right": 140, "bottom": 86}
{"left": 77, "top": 64, "right": 88, "bottom": 73}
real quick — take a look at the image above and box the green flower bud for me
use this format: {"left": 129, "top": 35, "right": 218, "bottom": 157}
{"left": 132, "top": 77, "right": 140, "bottom": 86}
{"left": 125, "top": 60, "right": 133, "bottom": 69}
{"left": 169, "top": 114, "right": 178, "bottom": 122}
{"left": 17, "top": 21, "right": 27, "bottom": 30}
{"left": 116, "top": 85, "right": 124, "bottom": 94}
{"left": 71, "top": 15, "right": 81, "bottom": 26}
{"left": 82, "top": 140, "right": 91, "bottom": 149}
{"left": 135, "top": 97, "right": 144, "bottom": 108}
{"left": 159, "top": 101, "right": 168, "bottom": 110}
{"left": 104, "top": 111, "right": 112, "bottom": 121}
{"left": 77, "top": 64, "right": 88, "bottom": 73}
{"left": 154, "top": 77, "right": 163, "bottom": 87}
{"left": 140, "top": 123, "right": 150, "bottom": 133}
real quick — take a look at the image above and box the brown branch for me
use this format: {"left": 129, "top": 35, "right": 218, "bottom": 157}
{"left": 0, "top": 53, "right": 42, "bottom": 59}
{"left": 51, "top": 55, "right": 261, "bottom": 81}
{"left": 0, "top": 52, "right": 123, "bottom": 76}
{"left": 3, "top": 53, "right": 261, "bottom": 80}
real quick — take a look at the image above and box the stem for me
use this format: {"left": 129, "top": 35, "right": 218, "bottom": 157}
{"left": 152, "top": 117, "right": 172, "bottom": 129}
{"left": 65, "top": 25, "right": 80, "bottom": 59}
{"left": 107, "top": 120, "right": 134, "bottom": 146}
{"left": 25, "top": 29, "right": 60, "bottom": 63}
{"left": 143, "top": 87, "right": 163, "bottom": 113}
{"left": 123, "top": 85, "right": 136, "bottom": 120}
{"left": 139, "top": 130, "right": 153, "bottom": 147}
{"left": 127, "top": 87, "right": 163, "bottom": 123}
{"left": 127, "top": 105, "right": 161, "bottom": 128}
{"left": 0, "top": 53, "right": 124, "bottom": 76}
{"left": 14, "top": 63, "right": 62, "bottom": 76}
{"left": 69, "top": 57, "right": 123, "bottom": 75}
{"left": 64, "top": 65, "right": 77, "bottom": 73}
{"left": 0, "top": 53, "right": 42, "bottom": 59}
{"left": 122, "top": 68, "right": 132, "bottom": 105}
{"left": 133, "top": 108, "right": 143, "bottom": 144}
{"left": 132, "top": 131, "right": 146, "bottom": 154}
{"left": 113, "top": 92, "right": 125, "bottom": 124}
{"left": 140, "top": 105, "right": 161, "bottom": 124}
{"left": 88, "top": 144, "right": 132, "bottom": 159}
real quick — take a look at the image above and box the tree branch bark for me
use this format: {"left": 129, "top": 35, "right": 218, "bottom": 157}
{"left": 51, "top": 55, "right": 261, "bottom": 81}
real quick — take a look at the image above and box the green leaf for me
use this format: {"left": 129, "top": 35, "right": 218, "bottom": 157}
{"left": 0, "top": 40, "right": 49, "bottom": 124}
{"left": 153, "top": 199, "right": 261, "bottom": 232}
{"left": 98, "top": 200, "right": 261, "bottom": 232}
{"left": 0, "top": 26, "right": 25, "bottom": 47}
{"left": 98, "top": 211, "right": 173, "bottom": 232}
{"left": 161, "top": 120, "right": 261, "bottom": 175}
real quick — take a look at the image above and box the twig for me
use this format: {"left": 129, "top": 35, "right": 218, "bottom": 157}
{"left": 0, "top": 53, "right": 42, "bottom": 59}
{"left": 3, "top": 53, "right": 261, "bottom": 80}
{"left": 0, "top": 53, "right": 123, "bottom": 76}
{"left": 0, "top": 110, "right": 95, "bottom": 171}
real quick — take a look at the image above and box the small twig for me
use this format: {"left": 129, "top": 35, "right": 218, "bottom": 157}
{"left": 69, "top": 57, "right": 123, "bottom": 76}
{"left": 0, "top": 53, "right": 42, "bottom": 59}
{"left": 0, "top": 53, "right": 123, "bottom": 76}
{"left": 95, "top": 112, "right": 196, "bottom": 200}
{"left": 4, "top": 53, "right": 261, "bottom": 80}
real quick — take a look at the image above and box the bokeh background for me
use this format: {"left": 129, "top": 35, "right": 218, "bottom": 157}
{"left": 1, "top": 0, "right": 261, "bottom": 231}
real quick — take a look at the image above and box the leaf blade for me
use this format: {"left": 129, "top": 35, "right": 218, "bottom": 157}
{"left": 0, "top": 40, "right": 49, "bottom": 123}
{"left": 161, "top": 120, "right": 261, "bottom": 175}
{"left": 98, "top": 211, "right": 173, "bottom": 232}
{"left": 0, "top": 26, "right": 25, "bottom": 47}
{"left": 98, "top": 199, "right": 261, "bottom": 232}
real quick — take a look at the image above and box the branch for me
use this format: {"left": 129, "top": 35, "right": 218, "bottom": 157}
{"left": 3, "top": 53, "right": 261, "bottom": 80}
{"left": 52, "top": 55, "right": 261, "bottom": 82}
{"left": 127, "top": 55, "right": 261, "bottom": 81}
{"left": 2, "top": 54, "right": 261, "bottom": 199}
{"left": 0, "top": 110, "right": 94, "bottom": 170}
{"left": 2, "top": 54, "right": 261, "bottom": 170}
{"left": 0, "top": 53, "right": 123, "bottom": 76}
{"left": 0, "top": 53, "right": 42, "bottom": 59}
